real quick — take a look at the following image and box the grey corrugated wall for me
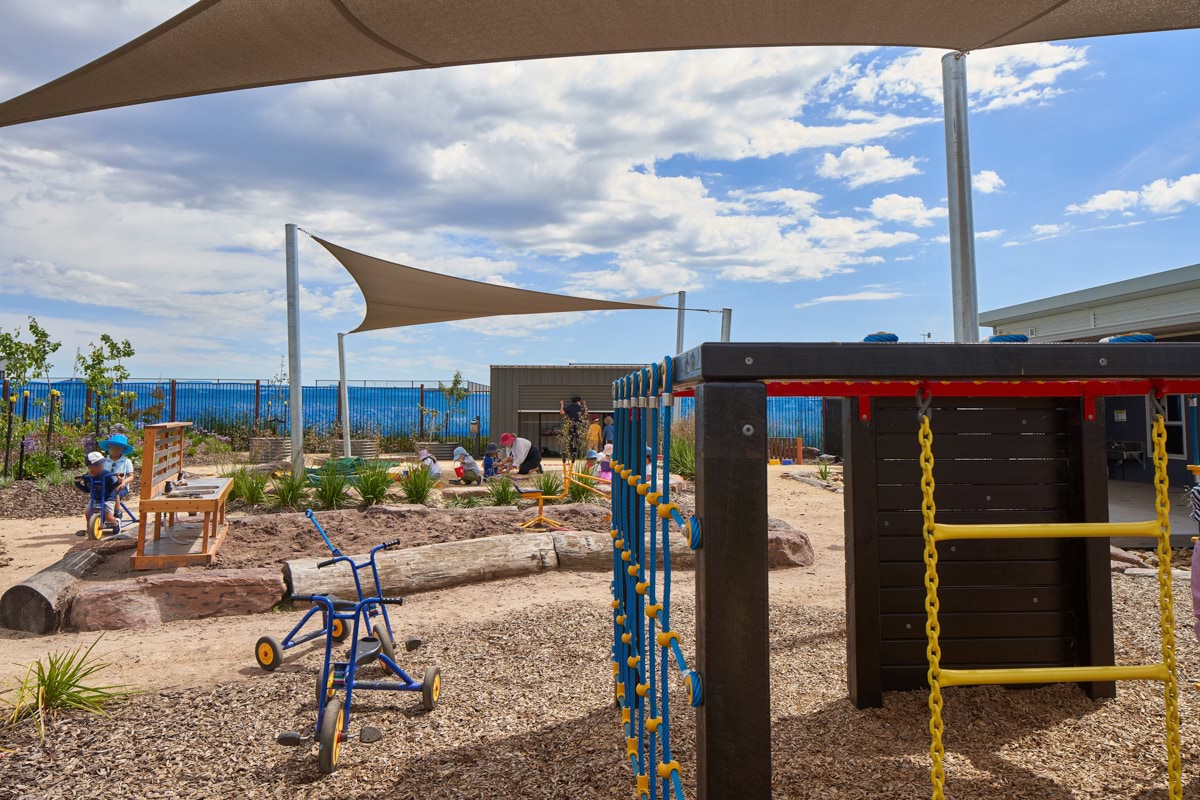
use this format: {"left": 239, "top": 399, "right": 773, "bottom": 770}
{"left": 488, "top": 365, "right": 646, "bottom": 440}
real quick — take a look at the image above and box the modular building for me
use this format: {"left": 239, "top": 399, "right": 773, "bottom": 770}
{"left": 981, "top": 263, "right": 1200, "bottom": 487}
{"left": 489, "top": 364, "right": 645, "bottom": 456}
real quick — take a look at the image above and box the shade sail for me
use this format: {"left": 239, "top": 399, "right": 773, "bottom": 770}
{"left": 313, "top": 236, "right": 665, "bottom": 332}
{"left": 2, "top": 1, "right": 1199, "bottom": 128}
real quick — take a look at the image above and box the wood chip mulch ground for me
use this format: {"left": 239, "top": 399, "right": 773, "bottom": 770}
{"left": 2, "top": 576, "right": 1198, "bottom": 799}
{"left": 0, "top": 481, "right": 83, "bottom": 519}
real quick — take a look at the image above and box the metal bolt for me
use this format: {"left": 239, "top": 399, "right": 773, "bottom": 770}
{"left": 742, "top": 424, "right": 754, "bottom": 436}
{"left": 1099, "top": 357, "right": 1108, "bottom": 366}
{"left": 744, "top": 357, "right": 753, "bottom": 365}
{"left": 1032, "top": 597, "right": 1039, "bottom": 604}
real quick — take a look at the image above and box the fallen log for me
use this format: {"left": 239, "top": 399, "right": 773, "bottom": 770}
{"left": 287, "top": 532, "right": 559, "bottom": 598}
{"left": 0, "top": 548, "right": 102, "bottom": 634}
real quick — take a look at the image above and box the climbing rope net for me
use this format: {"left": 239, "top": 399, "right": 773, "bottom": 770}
{"left": 610, "top": 357, "right": 703, "bottom": 800}
{"left": 918, "top": 386, "right": 1182, "bottom": 800}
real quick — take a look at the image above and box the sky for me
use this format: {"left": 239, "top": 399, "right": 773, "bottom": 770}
{"left": 0, "top": 4, "right": 1198, "bottom": 385}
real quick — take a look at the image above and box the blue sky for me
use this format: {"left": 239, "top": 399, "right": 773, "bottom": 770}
{"left": 0, "top": 4, "right": 1198, "bottom": 385}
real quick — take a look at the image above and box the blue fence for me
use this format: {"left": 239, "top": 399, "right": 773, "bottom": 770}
{"left": 7, "top": 380, "right": 821, "bottom": 447}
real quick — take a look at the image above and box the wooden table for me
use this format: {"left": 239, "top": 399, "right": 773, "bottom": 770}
{"left": 130, "top": 422, "right": 233, "bottom": 570}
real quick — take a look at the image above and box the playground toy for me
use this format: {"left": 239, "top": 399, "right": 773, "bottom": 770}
{"left": 132, "top": 422, "right": 233, "bottom": 570}
{"left": 519, "top": 461, "right": 612, "bottom": 529}
{"left": 253, "top": 510, "right": 422, "bottom": 671}
{"left": 79, "top": 472, "right": 139, "bottom": 540}
{"left": 609, "top": 341, "right": 1200, "bottom": 800}
{"left": 276, "top": 592, "right": 441, "bottom": 774}
{"left": 610, "top": 357, "right": 703, "bottom": 800}
{"left": 254, "top": 510, "right": 421, "bottom": 672}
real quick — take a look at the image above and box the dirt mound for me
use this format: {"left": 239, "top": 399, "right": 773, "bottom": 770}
{"left": 0, "top": 480, "right": 84, "bottom": 519}
{"left": 215, "top": 503, "right": 611, "bottom": 569}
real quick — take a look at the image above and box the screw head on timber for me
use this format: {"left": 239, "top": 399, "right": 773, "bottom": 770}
{"left": 742, "top": 424, "right": 754, "bottom": 436}
{"left": 744, "top": 357, "right": 753, "bottom": 365}
{"left": 1099, "top": 358, "right": 1108, "bottom": 366}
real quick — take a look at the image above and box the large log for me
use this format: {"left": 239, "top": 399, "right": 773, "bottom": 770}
{"left": 550, "top": 527, "right": 814, "bottom": 571}
{"left": 70, "top": 568, "right": 286, "bottom": 631}
{"left": 286, "top": 532, "right": 559, "bottom": 598}
{"left": 0, "top": 548, "right": 102, "bottom": 633}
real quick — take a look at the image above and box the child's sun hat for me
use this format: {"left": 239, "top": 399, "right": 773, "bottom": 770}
{"left": 86, "top": 451, "right": 107, "bottom": 466}
{"left": 98, "top": 433, "right": 134, "bottom": 457}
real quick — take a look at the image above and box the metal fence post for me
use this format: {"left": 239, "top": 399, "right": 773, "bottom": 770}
{"left": 169, "top": 379, "right": 177, "bottom": 422}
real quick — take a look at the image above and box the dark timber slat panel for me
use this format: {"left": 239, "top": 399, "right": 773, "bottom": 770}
{"left": 876, "top": 510, "right": 1071, "bottom": 537}
{"left": 881, "top": 637, "right": 1075, "bottom": 665}
{"left": 881, "top": 611, "right": 1074, "bottom": 639}
{"left": 875, "top": 433, "right": 1069, "bottom": 460}
{"left": 873, "top": 407, "right": 1068, "bottom": 435}
{"left": 879, "top": 560, "right": 1071, "bottom": 587}
{"left": 878, "top": 536, "right": 1071, "bottom": 562}
{"left": 881, "top": 664, "right": 1067, "bottom": 691}
{"left": 877, "top": 483, "right": 1070, "bottom": 511}
{"left": 881, "top": 585, "right": 1074, "bottom": 613}
{"left": 876, "top": 458, "right": 1069, "bottom": 485}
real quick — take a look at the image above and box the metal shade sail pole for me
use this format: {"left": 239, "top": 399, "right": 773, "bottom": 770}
{"left": 285, "top": 223, "right": 305, "bottom": 477}
{"left": 942, "top": 52, "right": 980, "bottom": 343}
{"left": 338, "top": 332, "right": 351, "bottom": 459}
{"left": 676, "top": 290, "right": 686, "bottom": 355}
{"left": 720, "top": 307, "right": 732, "bottom": 342}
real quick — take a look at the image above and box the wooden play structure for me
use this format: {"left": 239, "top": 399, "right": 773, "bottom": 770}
{"left": 616, "top": 341, "right": 1200, "bottom": 800}
{"left": 131, "top": 422, "right": 233, "bottom": 570}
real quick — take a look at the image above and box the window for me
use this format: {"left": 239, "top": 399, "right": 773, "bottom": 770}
{"left": 1150, "top": 395, "right": 1187, "bottom": 459}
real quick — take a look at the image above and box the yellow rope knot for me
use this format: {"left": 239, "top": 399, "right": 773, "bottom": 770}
{"left": 621, "top": 550, "right": 632, "bottom": 562}
{"left": 646, "top": 491, "right": 662, "bottom": 505}
{"left": 636, "top": 683, "right": 649, "bottom": 697}
{"left": 610, "top": 529, "right": 620, "bottom": 539}
{"left": 645, "top": 603, "right": 662, "bottom": 619}
{"left": 614, "top": 538, "right": 624, "bottom": 549}
{"left": 645, "top": 717, "right": 661, "bottom": 733}
{"left": 656, "top": 503, "right": 679, "bottom": 519}
{"left": 656, "top": 631, "right": 679, "bottom": 648}
{"left": 627, "top": 655, "right": 641, "bottom": 668}
{"left": 627, "top": 563, "right": 640, "bottom": 577}
{"left": 616, "top": 615, "right": 626, "bottom": 625}
{"left": 657, "top": 761, "right": 680, "bottom": 779}
{"left": 620, "top": 469, "right": 632, "bottom": 480}
{"left": 636, "top": 774, "right": 649, "bottom": 799}
{"left": 627, "top": 474, "right": 640, "bottom": 487}
{"left": 621, "top": 633, "right": 632, "bottom": 644}
{"left": 636, "top": 483, "right": 650, "bottom": 495}
{"left": 626, "top": 737, "right": 637, "bottom": 756}
{"left": 635, "top": 581, "right": 649, "bottom": 595}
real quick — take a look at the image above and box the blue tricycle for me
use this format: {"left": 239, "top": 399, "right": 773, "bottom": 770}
{"left": 254, "top": 510, "right": 420, "bottom": 671}
{"left": 276, "top": 592, "right": 442, "bottom": 773}
{"left": 77, "top": 473, "right": 139, "bottom": 541}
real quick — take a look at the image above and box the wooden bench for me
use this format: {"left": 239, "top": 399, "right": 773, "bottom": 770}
{"left": 131, "top": 422, "right": 233, "bottom": 570}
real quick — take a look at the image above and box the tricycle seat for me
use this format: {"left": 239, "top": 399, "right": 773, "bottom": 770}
{"left": 314, "top": 594, "right": 358, "bottom": 612}
{"left": 355, "top": 636, "right": 382, "bottom": 666}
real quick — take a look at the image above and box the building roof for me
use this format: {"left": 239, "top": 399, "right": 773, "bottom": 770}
{"left": 980, "top": 263, "right": 1200, "bottom": 342}
{"left": 3, "top": 1, "right": 1200, "bottom": 128}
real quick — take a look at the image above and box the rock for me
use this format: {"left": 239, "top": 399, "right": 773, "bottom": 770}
{"left": 69, "top": 568, "right": 286, "bottom": 631}
{"left": 768, "top": 517, "right": 793, "bottom": 531}
{"left": 1123, "top": 567, "right": 1190, "bottom": 581}
{"left": 768, "top": 530, "right": 815, "bottom": 568}
{"left": 1111, "top": 560, "right": 1130, "bottom": 573}
{"left": 801, "top": 446, "right": 821, "bottom": 461}
{"left": 1110, "top": 545, "right": 1147, "bottom": 567}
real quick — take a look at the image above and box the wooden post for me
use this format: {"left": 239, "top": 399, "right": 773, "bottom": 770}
{"left": 253, "top": 379, "right": 261, "bottom": 432}
{"left": 1072, "top": 397, "right": 1117, "bottom": 699}
{"left": 694, "top": 381, "right": 770, "bottom": 800}
{"left": 843, "top": 398, "right": 882, "bottom": 708}
{"left": 84, "top": 386, "right": 93, "bottom": 425}
{"left": 169, "top": 379, "right": 177, "bottom": 422}
{"left": 796, "top": 436, "right": 803, "bottom": 461}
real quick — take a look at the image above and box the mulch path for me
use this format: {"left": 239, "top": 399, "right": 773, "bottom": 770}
{"left": 2, "top": 576, "right": 1197, "bottom": 799}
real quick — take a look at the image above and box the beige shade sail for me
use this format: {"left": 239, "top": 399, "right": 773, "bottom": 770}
{"left": 312, "top": 236, "right": 666, "bottom": 333}
{"left": 2, "top": 0, "right": 1199, "bottom": 128}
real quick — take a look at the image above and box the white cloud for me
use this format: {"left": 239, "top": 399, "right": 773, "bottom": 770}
{"left": 817, "top": 145, "right": 920, "bottom": 188}
{"left": 1032, "top": 223, "right": 1064, "bottom": 236}
{"left": 972, "top": 170, "right": 1006, "bottom": 194}
{"left": 735, "top": 188, "right": 823, "bottom": 219}
{"left": 847, "top": 44, "right": 1089, "bottom": 112}
{"left": 867, "top": 194, "right": 947, "bottom": 227}
{"left": 1066, "top": 172, "right": 1200, "bottom": 217}
{"left": 795, "top": 289, "right": 908, "bottom": 309}
{"left": 975, "top": 229, "right": 1005, "bottom": 240}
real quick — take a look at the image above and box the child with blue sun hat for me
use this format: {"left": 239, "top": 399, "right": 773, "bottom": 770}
{"left": 98, "top": 432, "right": 136, "bottom": 510}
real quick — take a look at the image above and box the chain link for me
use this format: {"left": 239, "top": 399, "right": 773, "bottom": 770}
{"left": 919, "top": 414, "right": 946, "bottom": 800}
{"left": 1151, "top": 412, "right": 1183, "bottom": 799}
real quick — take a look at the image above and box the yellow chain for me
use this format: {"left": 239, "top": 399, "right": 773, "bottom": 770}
{"left": 919, "top": 414, "right": 945, "bottom": 800}
{"left": 1151, "top": 413, "right": 1183, "bottom": 799}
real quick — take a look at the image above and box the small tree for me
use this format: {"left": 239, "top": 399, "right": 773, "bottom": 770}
{"left": 77, "top": 335, "right": 135, "bottom": 433}
{"left": 437, "top": 371, "right": 472, "bottom": 441}
{"left": 0, "top": 317, "right": 61, "bottom": 391}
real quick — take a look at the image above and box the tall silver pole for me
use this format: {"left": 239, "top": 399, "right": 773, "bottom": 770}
{"left": 285, "top": 223, "right": 304, "bottom": 476}
{"left": 720, "top": 308, "right": 732, "bottom": 342}
{"left": 676, "top": 290, "right": 686, "bottom": 355}
{"left": 338, "top": 332, "right": 351, "bottom": 459}
{"left": 942, "top": 52, "right": 979, "bottom": 343}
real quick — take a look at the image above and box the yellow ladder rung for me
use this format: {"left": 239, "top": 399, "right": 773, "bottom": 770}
{"left": 933, "top": 520, "right": 1160, "bottom": 541}
{"left": 939, "top": 663, "right": 1169, "bottom": 688}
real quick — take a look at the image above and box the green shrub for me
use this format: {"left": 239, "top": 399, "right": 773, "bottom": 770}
{"left": 314, "top": 462, "right": 350, "bottom": 510}
{"left": 669, "top": 436, "right": 696, "bottom": 480}
{"left": 815, "top": 462, "right": 832, "bottom": 482}
{"left": 568, "top": 463, "right": 602, "bottom": 504}
{"left": 486, "top": 477, "right": 522, "bottom": 507}
{"left": 230, "top": 467, "right": 268, "bottom": 505}
{"left": 5, "top": 636, "right": 127, "bottom": 739}
{"left": 356, "top": 461, "right": 394, "bottom": 507}
{"left": 19, "top": 452, "right": 57, "bottom": 479}
{"left": 447, "top": 494, "right": 481, "bottom": 509}
{"left": 533, "top": 471, "right": 564, "bottom": 500}
{"left": 270, "top": 470, "right": 309, "bottom": 510}
{"left": 396, "top": 466, "right": 437, "bottom": 505}
{"left": 59, "top": 445, "right": 86, "bottom": 469}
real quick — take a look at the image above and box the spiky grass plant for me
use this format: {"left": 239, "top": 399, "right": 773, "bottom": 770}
{"left": 6, "top": 636, "right": 127, "bottom": 740}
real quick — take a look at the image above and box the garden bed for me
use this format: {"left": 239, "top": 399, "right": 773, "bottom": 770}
{"left": 0, "top": 480, "right": 85, "bottom": 519}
